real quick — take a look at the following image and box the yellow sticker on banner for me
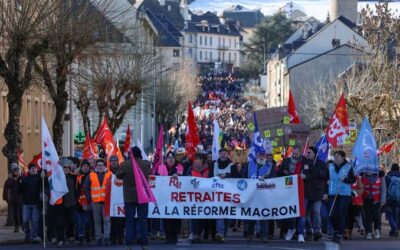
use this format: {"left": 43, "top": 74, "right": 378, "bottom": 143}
{"left": 248, "top": 122, "right": 255, "bottom": 131}
{"left": 284, "top": 116, "right": 290, "bottom": 124}
{"left": 277, "top": 128, "right": 284, "bottom": 136}
{"left": 264, "top": 130, "right": 271, "bottom": 138}
{"left": 272, "top": 140, "right": 278, "bottom": 147}
{"left": 289, "top": 139, "right": 296, "bottom": 146}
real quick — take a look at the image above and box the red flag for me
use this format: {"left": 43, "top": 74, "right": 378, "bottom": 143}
{"left": 29, "top": 152, "right": 42, "bottom": 169}
{"left": 377, "top": 141, "right": 395, "bottom": 155}
{"left": 123, "top": 125, "right": 132, "bottom": 156}
{"left": 151, "top": 126, "right": 164, "bottom": 175}
{"left": 82, "top": 134, "right": 98, "bottom": 160}
{"left": 325, "top": 94, "right": 349, "bottom": 148}
{"left": 288, "top": 90, "right": 301, "bottom": 124}
{"left": 94, "top": 117, "right": 124, "bottom": 168}
{"left": 185, "top": 101, "right": 200, "bottom": 161}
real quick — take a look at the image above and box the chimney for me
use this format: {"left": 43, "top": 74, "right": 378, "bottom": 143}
{"left": 330, "top": 0, "right": 357, "bottom": 23}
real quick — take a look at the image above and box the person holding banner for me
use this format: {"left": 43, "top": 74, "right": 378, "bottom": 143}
{"left": 84, "top": 159, "right": 112, "bottom": 246}
{"left": 117, "top": 147, "right": 151, "bottom": 250}
{"left": 109, "top": 155, "right": 125, "bottom": 245}
{"left": 75, "top": 160, "right": 93, "bottom": 245}
{"left": 213, "top": 148, "right": 236, "bottom": 243}
{"left": 241, "top": 148, "right": 276, "bottom": 243}
{"left": 303, "top": 146, "right": 328, "bottom": 242}
{"left": 361, "top": 171, "right": 386, "bottom": 240}
{"left": 326, "top": 150, "right": 356, "bottom": 244}
{"left": 186, "top": 152, "right": 212, "bottom": 243}
{"left": 156, "top": 151, "right": 183, "bottom": 244}
{"left": 278, "top": 145, "right": 308, "bottom": 243}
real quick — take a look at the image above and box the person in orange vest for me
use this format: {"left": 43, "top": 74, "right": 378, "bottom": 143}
{"left": 75, "top": 160, "right": 92, "bottom": 245}
{"left": 362, "top": 172, "right": 386, "bottom": 240}
{"left": 345, "top": 175, "right": 364, "bottom": 239}
{"left": 84, "top": 159, "right": 112, "bottom": 246}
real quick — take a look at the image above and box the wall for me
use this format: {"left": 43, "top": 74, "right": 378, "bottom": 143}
{"left": 0, "top": 85, "right": 55, "bottom": 211}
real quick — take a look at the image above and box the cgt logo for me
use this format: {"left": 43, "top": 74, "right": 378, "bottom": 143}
{"left": 285, "top": 176, "right": 293, "bottom": 188}
{"left": 212, "top": 178, "right": 224, "bottom": 189}
{"left": 149, "top": 175, "right": 156, "bottom": 188}
{"left": 169, "top": 177, "right": 182, "bottom": 189}
{"left": 237, "top": 179, "right": 248, "bottom": 191}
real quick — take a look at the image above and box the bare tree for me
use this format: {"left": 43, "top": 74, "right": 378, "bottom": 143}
{"left": 34, "top": 0, "right": 124, "bottom": 154}
{"left": 155, "top": 58, "right": 200, "bottom": 129}
{"left": 304, "top": 3, "right": 400, "bottom": 137}
{"left": 0, "top": 0, "right": 58, "bottom": 165}
{"left": 75, "top": 43, "right": 162, "bottom": 135}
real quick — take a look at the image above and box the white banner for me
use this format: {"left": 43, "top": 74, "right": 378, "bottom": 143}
{"left": 110, "top": 175, "right": 304, "bottom": 220}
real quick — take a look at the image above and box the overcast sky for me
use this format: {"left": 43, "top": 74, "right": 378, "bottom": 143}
{"left": 189, "top": 0, "right": 400, "bottom": 21}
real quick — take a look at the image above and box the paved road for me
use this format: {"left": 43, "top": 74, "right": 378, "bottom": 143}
{"left": 1, "top": 236, "right": 400, "bottom": 250}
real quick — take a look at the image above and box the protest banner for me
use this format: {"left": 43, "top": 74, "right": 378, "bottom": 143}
{"left": 110, "top": 175, "right": 304, "bottom": 220}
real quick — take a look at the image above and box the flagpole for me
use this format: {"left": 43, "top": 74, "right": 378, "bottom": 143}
{"left": 314, "top": 134, "right": 326, "bottom": 165}
{"left": 42, "top": 170, "right": 46, "bottom": 248}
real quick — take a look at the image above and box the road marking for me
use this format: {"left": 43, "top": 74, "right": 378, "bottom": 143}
{"left": 270, "top": 247, "right": 310, "bottom": 250}
{"left": 324, "top": 242, "right": 340, "bottom": 250}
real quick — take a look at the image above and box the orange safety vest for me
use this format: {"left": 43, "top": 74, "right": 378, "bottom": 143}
{"left": 351, "top": 181, "right": 363, "bottom": 206}
{"left": 362, "top": 176, "right": 381, "bottom": 202}
{"left": 89, "top": 171, "right": 111, "bottom": 203}
{"left": 77, "top": 174, "right": 89, "bottom": 206}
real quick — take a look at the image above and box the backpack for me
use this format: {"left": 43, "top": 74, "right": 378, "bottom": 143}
{"left": 388, "top": 176, "right": 400, "bottom": 202}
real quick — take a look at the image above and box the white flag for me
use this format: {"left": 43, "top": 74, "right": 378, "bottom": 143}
{"left": 41, "top": 118, "right": 68, "bottom": 205}
{"left": 136, "top": 139, "right": 149, "bottom": 161}
{"left": 212, "top": 120, "right": 221, "bottom": 161}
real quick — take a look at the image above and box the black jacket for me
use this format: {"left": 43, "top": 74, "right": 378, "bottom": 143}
{"left": 303, "top": 158, "right": 329, "bottom": 201}
{"left": 19, "top": 174, "right": 42, "bottom": 205}
{"left": 63, "top": 173, "right": 77, "bottom": 208}
{"left": 277, "top": 157, "right": 308, "bottom": 177}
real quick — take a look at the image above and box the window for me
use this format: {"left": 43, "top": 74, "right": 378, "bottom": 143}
{"left": 218, "top": 37, "right": 221, "bottom": 47}
{"left": 218, "top": 52, "right": 221, "bottom": 61}
{"left": 26, "top": 97, "right": 31, "bottom": 133}
{"left": 173, "top": 63, "right": 180, "bottom": 71}
{"left": 210, "top": 51, "right": 212, "bottom": 61}
{"left": 199, "top": 36, "right": 202, "bottom": 45}
{"left": 235, "top": 39, "right": 237, "bottom": 48}
{"left": 229, "top": 52, "right": 231, "bottom": 62}
{"left": 200, "top": 51, "right": 203, "bottom": 60}
{"left": 210, "top": 37, "right": 213, "bottom": 46}
{"left": 234, "top": 52, "right": 237, "bottom": 62}
{"left": 205, "top": 51, "right": 208, "bottom": 60}
{"left": 34, "top": 100, "right": 39, "bottom": 132}
{"left": 189, "top": 48, "right": 193, "bottom": 57}
{"left": 173, "top": 49, "right": 180, "bottom": 57}
{"left": 189, "top": 35, "right": 193, "bottom": 43}
{"left": 229, "top": 38, "right": 232, "bottom": 48}
{"left": 223, "top": 38, "right": 225, "bottom": 47}
{"left": 205, "top": 36, "right": 208, "bottom": 46}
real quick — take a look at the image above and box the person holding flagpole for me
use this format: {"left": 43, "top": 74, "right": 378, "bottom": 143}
{"left": 117, "top": 146, "right": 152, "bottom": 250}
{"left": 325, "top": 150, "right": 356, "bottom": 244}
{"left": 109, "top": 155, "right": 125, "bottom": 245}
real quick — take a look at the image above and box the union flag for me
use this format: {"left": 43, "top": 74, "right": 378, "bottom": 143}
{"left": 185, "top": 101, "right": 200, "bottom": 161}
{"left": 82, "top": 134, "right": 98, "bottom": 160}
{"left": 325, "top": 94, "right": 349, "bottom": 148}
{"left": 288, "top": 90, "right": 301, "bottom": 124}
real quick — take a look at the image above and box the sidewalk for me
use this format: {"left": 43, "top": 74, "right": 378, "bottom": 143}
{"left": 0, "top": 214, "right": 25, "bottom": 245}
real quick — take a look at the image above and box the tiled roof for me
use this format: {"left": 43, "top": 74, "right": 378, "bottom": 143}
{"left": 191, "top": 11, "right": 221, "bottom": 25}
{"left": 183, "top": 22, "right": 241, "bottom": 37}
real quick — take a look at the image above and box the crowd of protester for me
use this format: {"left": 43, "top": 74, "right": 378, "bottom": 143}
{"left": 3, "top": 71, "right": 400, "bottom": 250}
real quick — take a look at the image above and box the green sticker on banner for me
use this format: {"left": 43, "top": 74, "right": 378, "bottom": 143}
{"left": 248, "top": 122, "right": 255, "bottom": 131}
{"left": 284, "top": 116, "right": 290, "bottom": 124}
{"left": 264, "top": 130, "right": 271, "bottom": 138}
{"left": 289, "top": 139, "right": 296, "bottom": 146}
{"left": 277, "top": 128, "right": 284, "bottom": 136}
{"left": 272, "top": 140, "right": 278, "bottom": 147}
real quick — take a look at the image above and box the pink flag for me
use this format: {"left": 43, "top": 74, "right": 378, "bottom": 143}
{"left": 151, "top": 126, "right": 164, "bottom": 175}
{"left": 130, "top": 150, "right": 156, "bottom": 204}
